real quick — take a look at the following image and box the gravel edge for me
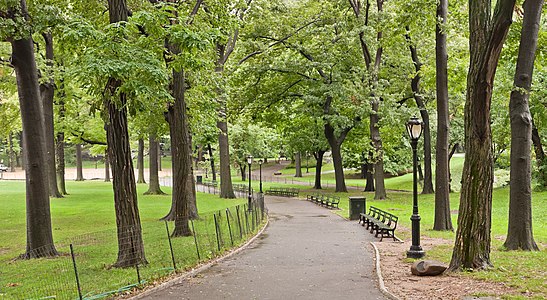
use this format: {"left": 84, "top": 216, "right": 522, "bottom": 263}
{"left": 370, "top": 241, "right": 401, "bottom": 300}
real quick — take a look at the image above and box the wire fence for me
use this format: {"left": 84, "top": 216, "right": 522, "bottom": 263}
{"left": 2, "top": 199, "right": 266, "bottom": 300}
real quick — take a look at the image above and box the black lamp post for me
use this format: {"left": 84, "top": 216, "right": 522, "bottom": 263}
{"left": 406, "top": 116, "right": 425, "bottom": 259}
{"left": 247, "top": 155, "right": 253, "bottom": 212}
{"left": 258, "top": 159, "right": 263, "bottom": 193}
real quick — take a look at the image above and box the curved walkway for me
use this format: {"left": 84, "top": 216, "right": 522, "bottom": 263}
{"left": 137, "top": 196, "right": 386, "bottom": 299}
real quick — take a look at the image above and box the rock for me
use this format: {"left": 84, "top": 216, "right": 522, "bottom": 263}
{"left": 411, "top": 260, "right": 448, "bottom": 276}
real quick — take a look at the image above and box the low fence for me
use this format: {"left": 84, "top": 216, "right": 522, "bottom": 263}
{"left": 2, "top": 202, "right": 265, "bottom": 299}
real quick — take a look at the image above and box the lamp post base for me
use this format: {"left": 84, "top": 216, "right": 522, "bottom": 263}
{"left": 407, "top": 246, "right": 425, "bottom": 259}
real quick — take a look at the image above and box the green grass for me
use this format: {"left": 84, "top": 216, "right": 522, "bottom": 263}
{"left": 0, "top": 180, "right": 254, "bottom": 299}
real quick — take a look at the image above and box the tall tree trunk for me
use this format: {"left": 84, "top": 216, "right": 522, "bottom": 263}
{"left": 105, "top": 0, "right": 146, "bottom": 267}
{"left": 531, "top": 120, "right": 547, "bottom": 188}
{"left": 39, "top": 32, "right": 62, "bottom": 198}
{"left": 323, "top": 95, "right": 350, "bottom": 193}
{"left": 145, "top": 134, "right": 164, "bottom": 194}
{"left": 371, "top": 102, "right": 386, "bottom": 199}
{"left": 216, "top": 60, "right": 236, "bottom": 199}
{"left": 433, "top": 0, "right": 453, "bottom": 231}
{"left": 295, "top": 152, "right": 302, "bottom": 177}
{"left": 504, "top": 0, "right": 542, "bottom": 251}
{"left": 75, "top": 144, "right": 84, "bottom": 181}
{"left": 9, "top": 132, "right": 16, "bottom": 172}
{"left": 208, "top": 143, "right": 217, "bottom": 181}
{"left": 449, "top": 0, "right": 516, "bottom": 271}
{"left": 158, "top": 141, "right": 162, "bottom": 171}
{"left": 313, "top": 150, "right": 325, "bottom": 189}
{"left": 56, "top": 87, "right": 67, "bottom": 194}
{"left": 364, "top": 152, "right": 375, "bottom": 191}
{"left": 405, "top": 28, "right": 434, "bottom": 195}
{"left": 104, "top": 150, "right": 110, "bottom": 182}
{"left": 162, "top": 68, "right": 192, "bottom": 237}
{"left": 9, "top": 1, "right": 58, "bottom": 256}
{"left": 187, "top": 133, "right": 198, "bottom": 220}
{"left": 137, "top": 138, "right": 146, "bottom": 184}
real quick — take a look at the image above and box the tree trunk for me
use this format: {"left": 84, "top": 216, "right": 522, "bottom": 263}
{"left": 240, "top": 164, "right": 247, "bottom": 181}
{"left": 187, "top": 133, "right": 198, "bottom": 220}
{"left": 295, "top": 152, "right": 302, "bottom": 177}
{"left": 10, "top": 19, "right": 58, "bottom": 257}
{"left": 433, "top": 0, "right": 453, "bottom": 231}
{"left": 323, "top": 95, "right": 349, "bottom": 193}
{"left": 405, "top": 28, "right": 434, "bottom": 194}
{"left": 9, "top": 132, "right": 16, "bottom": 172}
{"left": 104, "top": 150, "right": 110, "bottom": 182}
{"left": 137, "top": 138, "right": 146, "bottom": 184}
{"left": 504, "top": 0, "right": 542, "bottom": 251}
{"left": 208, "top": 143, "right": 217, "bottom": 181}
{"left": 371, "top": 102, "right": 386, "bottom": 199}
{"left": 145, "top": 134, "right": 164, "bottom": 194}
{"left": 531, "top": 120, "right": 546, "bottom": 188}
{"left": 313, "top": 150, "right": 325, "bottom": 189}
{"left": 158, "top": 141, "right": 162, "bottom": 171}
{"left": 448, "top": 143, "right": 459, "bottom": 192}
{"left": 75, "top": 144, "right": 84, "bottom": 181}
{"left": 56, "top": 90, "right": 68, "bottom": 194}
{"left": 105, "top": 0, "right": 146, "bottom": 267}
{"left": 39, "top": 32, "right": 62, "bottom": 198}
{"left": 449, "top": 0, "right": 516, "bottom": 271}
{"left": 162, "top": 68, "right": 192, "bottom": 237}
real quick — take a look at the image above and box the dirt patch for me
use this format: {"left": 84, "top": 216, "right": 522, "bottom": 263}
{"left": 375, "top": 237, "right": 516, "bottom": 300}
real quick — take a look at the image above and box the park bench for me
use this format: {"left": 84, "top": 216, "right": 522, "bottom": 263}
{"left": 265, "top": 187, "right": 299, "bottom": 197}
{"left": 359, "top": 206, "right": 398, "bottom": 241}
{"left": 306, "top": 193, "right": 340, "bottom": 209}
{"left": 201, "top": 180, "right": 218, "bottom": 188}
{"left": 232, "top": 183, "right": 250, "bottom": 193}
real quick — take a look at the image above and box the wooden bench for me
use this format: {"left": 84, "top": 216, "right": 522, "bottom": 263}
{"left": 233, "top": 184, "right": 250, "bottom": 193}
{"left": 359, "top": 206, "right": 398, "bottom": 241}
{"left": 265, "top": 187, "right": 299, "bottom": 197}
{"left": 306, "top": 193, "right": 340, "bottom": 209}
{"left": 201, "top": 180, "right": 218, "bottom": 187}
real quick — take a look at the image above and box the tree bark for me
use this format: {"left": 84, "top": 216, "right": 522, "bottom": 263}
{"left": 208, "top": 143, "right": 217, "bottom": 181}
{"left": 449, "top": 0, "right": 516, "bottom": 271}
{"left": 56, "top": 87, "right": 68, "bottom": 194}
{"left": 105, "top": 0, "right": 146, "bottom": 267}
{"left": 145, "top": 134, "right": 164, "bottom": 194}
{"left": 39, "top": 32, "right": 62, "bottom": 198}
{"left": 531, "top": 120, "right": 546, "bottom": 188}
{"left": 313, "top": 150, "right": 325, "bottom": 189}
{"left": 216, "top": 58, "right": 236, "bottom": 199}
{"left": 104, "top": 149, "right": 110, "bottom": 182}
{"left": 504, "top": 0, "right": 542, "bottom": 251}
{"left": 137, "top": 138, "right": 146, "bottom": 184}
{"left": 295, "top": 152, "right": 303, "bottom": 177}
{"left": 158, "top": 142, "right": 162, "bottom": 171}
{"left": 370, "top": 101, "right": 386, "bottom": 199}
{"left": 433, "top": 0, "right": 453, "bottom": 231}
{"left": 240, "top": 164, "right": 247, "bottom": 181}
{"left": 10, "top": 15, "right": 58, "bottom": 257}
{"left": 323, "top": 95, "right": 349, "bottom": 193}
{"left": 75, "top": 144, "right": 84, "bottom": 181}
{"left": 405, "top": 28, "right": 434, "bottom": 195}
{"left": 9, "top": 132, "right": 16, "bottom": 172}
{"left": 161, "top": 68, "right": 192, "bottom": 237}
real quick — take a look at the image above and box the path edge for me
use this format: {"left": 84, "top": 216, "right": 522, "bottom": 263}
{"left": 370, "top": 241, "right": 400, "bottom": 300}
{"left": 128, "top": 216, "right": 270, "bottom": 299}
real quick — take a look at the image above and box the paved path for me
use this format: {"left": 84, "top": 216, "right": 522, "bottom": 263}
{"left": 138, "top": 196, "right": 386, "bottom": 300}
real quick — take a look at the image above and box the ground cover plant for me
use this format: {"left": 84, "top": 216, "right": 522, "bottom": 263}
{"left": 0, "top": 180, "right": 255, "bottom": 299}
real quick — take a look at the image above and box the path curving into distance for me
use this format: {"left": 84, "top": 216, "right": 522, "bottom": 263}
{"left": 135, "top": 195, "right": 387, "bottom": 300}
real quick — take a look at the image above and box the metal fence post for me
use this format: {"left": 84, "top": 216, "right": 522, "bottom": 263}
{"left": 164, "top": 221, "right": 177, "bottom": 271}
{"left": 213, "top": 214, "right": 221, "bottom": 252}
{"left": 191, "top": 220, "right": 201, "bottom": 261}
{"left": 236, "top": 205, "right": 243, "bottom": 239}
{"left": 70, "top": 244, "right": 83, "bottom": 300}
{"left": 226, "top": 209, "right": 234, "bottom": 246}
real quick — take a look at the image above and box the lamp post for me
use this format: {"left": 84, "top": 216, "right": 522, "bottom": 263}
{"left": 258, "top": 159, "right": 263, "bottom": 193}
{"left": 406, "top": 116, "right": 425, "bottom": 259}
{"left": 247, "top": 155, "right": 253, "bottom": 212}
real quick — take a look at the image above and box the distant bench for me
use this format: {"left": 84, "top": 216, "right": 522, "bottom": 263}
{"left": 201, "top": 180, "right": 218, "bottom": 188}
{"left": 306, "top": 193, "right": 340, "bottom": 209}
{"left": 265, "top": 187, "right": 299, "bottom": 197}
{"left": 233, "top": 183, "right": 250, "bottom": 193}
{"left": 359, "top": 206, "right": 398, "bottom": 241}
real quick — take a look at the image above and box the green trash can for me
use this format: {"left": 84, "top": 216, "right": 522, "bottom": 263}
{"left": 196, "top": 175, "right": 203, "bottom": 184}
{"left": 349, "top": 196, "right": 366, "bottom": 220}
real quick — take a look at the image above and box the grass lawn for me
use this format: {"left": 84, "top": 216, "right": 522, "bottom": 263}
{"left": 0, "top": 180, "right": 250, "bottom": 299}
{"left": 283, "top": 158, "right": 546, "bottom": 299}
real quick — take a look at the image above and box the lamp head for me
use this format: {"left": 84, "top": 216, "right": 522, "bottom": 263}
{"left": 406, "top": 116, "right": 423, "bottom": 141}
{"left": 258, "top": 159, "right": 263, "bottom": 165}
{"left": 247, "top": 155, "right": 253, "bottom": 165}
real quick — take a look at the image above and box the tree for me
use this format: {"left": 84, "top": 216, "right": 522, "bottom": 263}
{"left": 449, "top": 0, "right": 516, "bottom": 271}
{"left": 144, "top": 133, "right": 165, "bottom": 195}
{"left": 75, "top": 143, "right": 84, "bottom": 181}
{"left": 504, "top": 0, "right": 543, "bottom": 251}
{"left": 433, "top": 0, "right": 453, "bottom": 231}
{"left": 1, "top": 0, "right": 58, "bottom": 257}
{"left": 137, "top": 138, "right": 146, "bottom": 184}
